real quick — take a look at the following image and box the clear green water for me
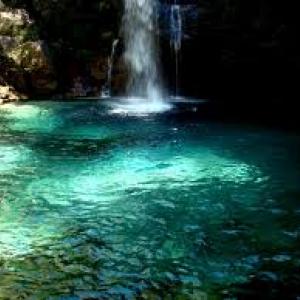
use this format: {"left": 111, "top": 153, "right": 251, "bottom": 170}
{"left": 0, "top": 101, "right": 300, "bottom": 299}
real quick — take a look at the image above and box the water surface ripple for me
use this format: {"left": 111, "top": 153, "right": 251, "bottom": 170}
{"left": 0, "top": 101, "right": 300, "bottom": 299}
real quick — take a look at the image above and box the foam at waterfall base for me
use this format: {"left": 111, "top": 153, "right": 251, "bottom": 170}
{"left": 106, "top": 97, "right": 173, "bottom": 116}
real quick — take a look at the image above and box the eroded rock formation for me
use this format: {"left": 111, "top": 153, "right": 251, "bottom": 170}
{"left": 1, "top": 0, "right": 122, "bottom": 102}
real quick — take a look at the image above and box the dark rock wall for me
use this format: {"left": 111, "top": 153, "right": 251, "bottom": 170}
{"left": 1, "top": 0, "right": 123, "bottom": 100}
{"left": 1, "top": 0, "right": 299, "bottom": 106}
{"left": 162, "top": 0, "right": 300, "bottom": 104}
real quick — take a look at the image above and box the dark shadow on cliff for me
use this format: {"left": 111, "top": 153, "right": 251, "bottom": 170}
{"left": 161, "top": 0, "right": 300, "bottom": 128}
{"left": 0, "top": 45, "right": 30, "bottom": 93}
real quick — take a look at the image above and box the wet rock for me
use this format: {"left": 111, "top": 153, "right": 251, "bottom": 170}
{"left": 8, "top": 41, "right": 57, "bottom": 94}
{"left": 68, "top": 76, "right": 91, "bottom": 98}
{"left": 0, "top": 0, "right": 124, "bottom": 98}
{"left": 0, "top": 9, "right": 33, "bottom": 38}
{"left": 90, "top": 55, "right": 107, "bottom": 82}
{"left": 0, "top": 84, "right": 27, "bottom": 103}
{"left": 0, "top": 35, "right": 19, "bottom": 52}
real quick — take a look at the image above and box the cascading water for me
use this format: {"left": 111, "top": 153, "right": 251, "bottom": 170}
{"left": 102, "top": 39, "right": 119, "bottom": 98}
{"left": 108, "top": 0, "right": 171, "bottom": 115}
{"left": 122, "top": 0, "right": 163, "bottom": 102}
{"left": 170, "top": 2, "right": 183, "bottom": 97}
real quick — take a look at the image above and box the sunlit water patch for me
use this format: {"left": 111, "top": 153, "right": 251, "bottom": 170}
{"left": 0, "top": 101, "right": 300, "bottom": 299}
{"left": 0, "top": 103, "right": 61, "bottom": 133}
{"left": 0, "top": 145, "right": 32, "bottom": 173}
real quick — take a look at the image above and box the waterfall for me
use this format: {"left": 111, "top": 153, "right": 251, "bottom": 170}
{"left": 122, "top": 0, "right": 163, "bottom": 102}
{"left": 102, "top": 39, "right": 119, "bottom": 98}
{"left": 170, "top": 2, "right": 182, "bottom": 97}
{"left": 107, "top": 0, "right": 172, "bottom": 115}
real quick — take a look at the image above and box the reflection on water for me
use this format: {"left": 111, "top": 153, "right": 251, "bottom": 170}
{"left": 0, "top": 101, "right": 300, "bottom": 299}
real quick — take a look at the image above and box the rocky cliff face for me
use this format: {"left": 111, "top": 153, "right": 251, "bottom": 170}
{"left": 1, "top": 0, "right": 123, "bottom": 102}
{"left": 1, "top": 0, "right": 299, "bottom": 103}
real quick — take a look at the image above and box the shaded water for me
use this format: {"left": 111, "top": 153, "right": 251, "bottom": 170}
{"left": 0, "top": 101, "right": 300, "bottom": 299}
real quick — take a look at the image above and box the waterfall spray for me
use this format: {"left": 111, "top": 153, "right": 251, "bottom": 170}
{"left": 107, "top": 0, "right": 172, "bottom": 115}
{"left": 122, "top": 0, "right": 163, "bottom": 102}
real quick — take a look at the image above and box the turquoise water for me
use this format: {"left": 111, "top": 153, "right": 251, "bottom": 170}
{"left": 0, "top": 101, "right": 300, "bottom": 299}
